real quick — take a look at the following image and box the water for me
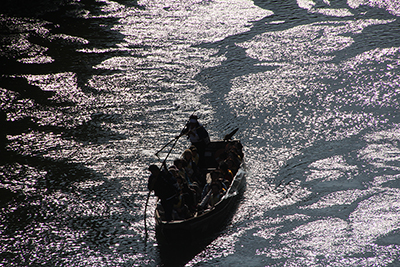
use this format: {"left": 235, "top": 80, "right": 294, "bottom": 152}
{"left": 1, "top": 0, "right": 400, "bottom": 266}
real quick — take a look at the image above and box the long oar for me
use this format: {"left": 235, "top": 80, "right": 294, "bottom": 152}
{"left": 144, "top": 112, "right": 198, "bottom": 241}
{"left": 144, "top": 136, "right": 180, "bottom": 241}
{"left": 155, "top": 138, "right": 175, "bottom": 157}
{"left": 143, "top": 191, "right": 152, "bottom": 243}
{"left": 154, "top": 113, "right": 196, "bottom": 157}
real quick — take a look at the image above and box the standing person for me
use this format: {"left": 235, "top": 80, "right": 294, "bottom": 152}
{"left": 147, "top": 165, "right": 178, "bottom": 221}
{"left": 178, "top": 115, "right": 210, "bottom": 167}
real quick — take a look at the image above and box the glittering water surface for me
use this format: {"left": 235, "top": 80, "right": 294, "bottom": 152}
{"left": 1, "top": 0, "right": 400, "bottom": 266}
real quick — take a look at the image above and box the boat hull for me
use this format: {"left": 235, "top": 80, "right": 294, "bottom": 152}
{"left": 155, "top": 158, "right": 246, "bottom": 244}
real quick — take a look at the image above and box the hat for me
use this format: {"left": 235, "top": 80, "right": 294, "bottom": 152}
{"left": 183, "top": 149, "right": 192, "bottom": 155}
{"left": 189, "top": 115, "right": 198, "bottom": 123}
{"left": 168, "top": 165, "right": 178, "bottom": 171}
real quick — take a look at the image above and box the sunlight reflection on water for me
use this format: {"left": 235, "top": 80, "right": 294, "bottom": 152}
{"left": 1, "top": 0, "right": 400, "bottom": 266}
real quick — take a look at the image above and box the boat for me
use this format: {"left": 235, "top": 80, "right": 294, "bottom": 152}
{"left": 154, "top": 136, "right": 246, "bottom": 243}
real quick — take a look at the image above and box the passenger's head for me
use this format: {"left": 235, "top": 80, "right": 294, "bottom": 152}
{"left": 219, "top": 161, "right": 229, "bottom": 172}
{"left": 226, "top": 158, "right": 235, "bottom": 169}
{"left": 168, "top": 165, "right": 179, "bottom": 177}
{"left": 210, "top": 171, "right": 220, "bottom": 181}
{"left": 174, "top": 158, "right": 188, "bottom": 169}
{"left": 190, "top": 145, "right": 198, "bottom": 155}
{"left": 182, "top": 149, "right": 192, "bottom": 161}
{"left": 210, "top": 183, "right": 221, "bottom": 195}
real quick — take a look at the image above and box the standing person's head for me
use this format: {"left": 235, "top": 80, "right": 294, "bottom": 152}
{"left": 189, "top": 115, "right": 199, "bottom": 127}
{"left": 148, "top": 164, "right": 160, "bottom": 176}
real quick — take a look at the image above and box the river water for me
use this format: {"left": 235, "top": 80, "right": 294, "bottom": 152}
{"left": 1, "top": 0, "right": 400, "bottom": 266}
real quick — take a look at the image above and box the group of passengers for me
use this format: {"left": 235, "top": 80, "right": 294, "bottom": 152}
{"left": 147, "top": 115, "right": 243, "bottom": 221}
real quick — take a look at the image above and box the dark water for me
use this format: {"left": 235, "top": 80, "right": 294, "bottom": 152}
{"left": 1, "top": 0, "right": 400, "bottom": 266}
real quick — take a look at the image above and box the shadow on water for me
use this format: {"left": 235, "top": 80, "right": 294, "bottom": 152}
{"left": 192, "top": 0, "right": 323, "bottom": 129}
{"left": 0, "top": 0, "right": 133, "bottom": 185}
{"left": 0, "top": 0, "right": 140, "bottom": 92}
{"left": 0, "top": 0, "right": 146, "bottom": 265}
{"left": 240, "top": 129, "right": 400, "bottom": 265}
{"left": 1, "top": 0, "right": 399, "bottom": 265}
{"left": 157, "top": 235, "right": 218, "bottom": 267}
{"left": 193, "top": 0, "right": 399, "bottom": 131}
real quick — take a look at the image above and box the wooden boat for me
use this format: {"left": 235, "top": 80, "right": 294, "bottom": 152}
{"left": 155, "top": 138, "right": 246, "bottom": 243}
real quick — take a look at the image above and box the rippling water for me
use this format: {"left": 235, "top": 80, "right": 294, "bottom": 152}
{"left": 1, "top": 0, "right": 400, "bottom": 266}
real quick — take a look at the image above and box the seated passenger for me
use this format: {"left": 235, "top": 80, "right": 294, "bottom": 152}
{"left": 174, "top": 158, "right": 190, "bottom": 184}
{"left": 209, "top": 183, "right": 224, "bottom": 206}
{"left": 199, "top": 182, "right": 224, "bottom": 209}
{"left": 175, "top": 157, "right": 202, "bottom": 199}
{"left": 182, "top": 149, "right": 202, "bottom": 186}
{"left": 169, "top": 165, "right": 197, "bottom": 217}
{"left": 189, "top": 145, "right": 207, "bottom": 186}
{"left": 200, "top": 170, "right": 226, "bottom": 202}
{"left": 189, "top": 145, "right": 199, "bottom": 166}
{"left": 225, "top": 142, "right": 243, "bottom": 166}
{"left": 225, "top": 158, "right": 238, "bottom": 175}
{"left": 148, "top": 164, "right": 179, "bottom": 221}
{"left": 233, "top": 141, "right": 244, "bottom": 159}
{"left": 219, "top": 161, "right": 234, "bottom": 186}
